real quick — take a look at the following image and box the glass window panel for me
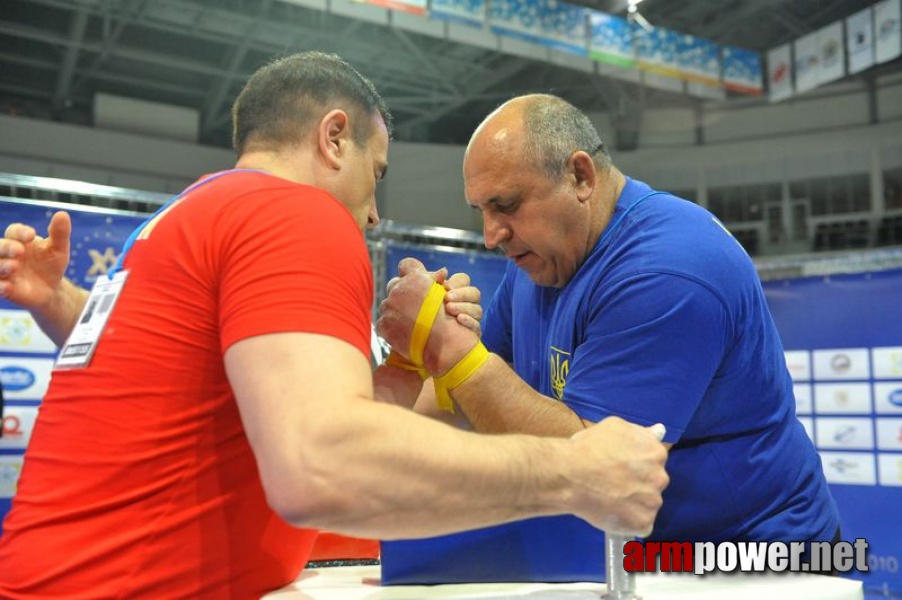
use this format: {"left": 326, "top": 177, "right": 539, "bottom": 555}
{"left": 884, "top": 167, "right": 902, "bottom": 211}
{"left": 708, "top": 187, "right": 727, "bottom": 220}
{"left": 828, "top": 176, "right": 851, "bottom": 214}
{"left": 810, "top": 178, "right": 829, "bottom": 215}
{"left": 789, "top": 180, "right": 808, "bottom": 200}
{"left": 850, "top": 174, "right": 870, "bottom": 212}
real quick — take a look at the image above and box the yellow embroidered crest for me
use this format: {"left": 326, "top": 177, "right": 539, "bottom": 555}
{"left": 550, "top": 346, "right": 571, "bottom": 400}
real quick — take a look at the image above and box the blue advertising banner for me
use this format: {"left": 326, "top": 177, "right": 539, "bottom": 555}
{"left": 489, "top": 0, "right": 543, "bottom": 44}
{"left": 763, "top": 269, "right": 902, "bottom": 594}
{"left": 588, "top": 10, "right": 635, "bottom": 68}
{"left": 537, "top": 0, "right": 587, "bottom": 56}
{"left": 488, "top": 0, "right": 586, "bottom": 55}
{"left": 429, "top": 0, "right": 485, "bottom": 28}
{"left": 0, "top": 198, "right": 147, "bottom": 528}
{"left": 722, "top": 45, "right": 764, "bottom": 95}
{"left": 676, "top": 33, "right": 720, "bottom": 86}
{"left": 635, "top": 24, "right": 683, "bottom": 80}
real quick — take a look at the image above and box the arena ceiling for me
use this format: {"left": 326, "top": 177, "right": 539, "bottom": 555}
{"left": 0, "top": 0, "right": 893, "bottom": 149}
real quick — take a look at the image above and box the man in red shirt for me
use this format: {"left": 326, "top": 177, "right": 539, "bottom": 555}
{"left": 0, "top": 51, "right": 668, "bottom": 598}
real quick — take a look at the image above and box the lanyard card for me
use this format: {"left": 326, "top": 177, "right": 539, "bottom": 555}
{"left": 55, "top": 271, "right": 129, "bottom": 370}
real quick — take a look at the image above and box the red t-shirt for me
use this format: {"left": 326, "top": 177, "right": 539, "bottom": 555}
{"left": 0, "top": 170, "right": 373, "bottom": 598}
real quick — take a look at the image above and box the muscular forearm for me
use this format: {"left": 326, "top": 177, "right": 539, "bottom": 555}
{"left": 32, "top": 278, "right": 89, "bottom": 347}
{"left": 450, "top": 354, "right": 590, "bottom": 436}
{"left": 287, "top": 399, "right": 581, "bottom": 539}
{"left": 231, "top": 334, "right": 665, "bottom": 539}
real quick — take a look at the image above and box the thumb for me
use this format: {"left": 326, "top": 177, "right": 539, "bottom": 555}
{"left": 47, "top": 211, "right": 72, "bottom": 255}
{"left": 646, "top": 423, "right": 667, "bottom": 442}
{"left": 431, "top": 267, "right": 449, "bottom": 285}
{"left": 398, "top": 257, "right": 427, "bottom": 276}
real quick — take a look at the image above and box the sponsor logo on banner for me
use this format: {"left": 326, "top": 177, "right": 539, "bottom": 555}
{"left": 814, "top": 383, "right": 872, "bottom": 414}
{"left": 831, "top": 354, "right": 851, "bottom": 373}
{"left": 813, "top": 348, "right": 870, "bottom": 380}
{"left": 0, "top": 357, "right": 54, "bottom": 400}
{"left": 65, "top": 212, "right": 145, "bottom": 289}
{"left": 68, "top": 227, "right": 124, "bottom": 286}
{"left": 815, "top": 417, "right": 875, "bottom": 450}
{"left": 0, "top": 407, "right": 38, "bottom": 450}
{"left": 874, "top": 383, "right": 902, "bottom": 414}
{"left": 793, "top": 30, "right": 820, "bottom": 93}
{"left": 817, "top": 22, "right": 845, "bottom": 85}
{"left": 820, "top": 451, "right": 877, "bottom": 485}
{"left": 784, "top": 350, "right": 811, "bottom": 381}
{"left": 0, "top": 310, "right": 57, "bottom": 354}
{"left": 875, "top": 418, "right": 902, "bottom": 451}
{"left": 847, "top": 7, "right": 875, "bottom": 74}
{"left": 877, "top": 453, "right": 902, "bottom": 486}
{"left": 875, "top": 0, "right": 902, "bottom": 63}
{"left": 0, "top": 366, "right": 35, "bottom": 392}
{"left": 0, "top": 456, "right": 24, "bottom": 499}
{"left": 871, "top": 347, "right": 902, "bottom": 378}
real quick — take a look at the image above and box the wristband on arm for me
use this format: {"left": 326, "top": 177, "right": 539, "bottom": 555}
{"left": 383, "top": 281, "right": 446, "bottom": 379}
{"left": 383, "top": 282, "right": 489, "bottom": 413}
{"left": 432, "top": 340, "right": 489, "bottom": 413}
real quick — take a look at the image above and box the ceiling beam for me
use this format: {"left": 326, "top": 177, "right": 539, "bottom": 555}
{"left": 395, "top": 56, "right": 532, "bottom": 136}
{"left": 52, "top": 5, "right": 89, "bottom": 115}
{"left": 200, "top": 0, "right": 272, "bottom": 136}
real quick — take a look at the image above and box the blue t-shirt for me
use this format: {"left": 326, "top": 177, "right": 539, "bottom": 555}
{"left": 483, "top": 178, "right": 839, "bottom": 543}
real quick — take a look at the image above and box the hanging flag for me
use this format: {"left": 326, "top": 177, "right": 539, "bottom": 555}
{"left": 794, "top": 31, "right": 820, "bottom": 93}
{"left": 818, "top": 21, "right": 846, "bottom": 85}
{"left": 875, "top": 0, "right": 902, "bottom": 64}
{"left": 847, "top": 6, "right": 875, "bottom": 74}
{"left": 768, "top": 43, "right": 793, "bottom": 102}
{"left": 722, "top": 45, "right": 763, "bottom": 95}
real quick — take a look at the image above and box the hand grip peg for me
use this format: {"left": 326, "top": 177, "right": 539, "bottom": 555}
{"left": 600, "top": 423, "right": 666, "bottom": 600}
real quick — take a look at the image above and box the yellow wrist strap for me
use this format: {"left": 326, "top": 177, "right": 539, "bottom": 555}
{"left": 384, "top": 351, "right": 428, "bottom": 380}
{"left": 433, "top": 341, "right": 489, "bottom": 413}
{"left": 409, "top": 282, "right": 446, "bottom": 367}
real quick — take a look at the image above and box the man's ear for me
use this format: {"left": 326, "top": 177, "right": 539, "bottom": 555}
{"left": 568, "top": 150, "right": 596, "bottom": 203}
{"left": 318, "top": 109, "right": 350, "bottom": 170}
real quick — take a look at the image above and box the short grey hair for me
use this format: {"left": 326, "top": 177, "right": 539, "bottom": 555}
{"left": 519, "top": 94, "right": 611, "bottom": 179}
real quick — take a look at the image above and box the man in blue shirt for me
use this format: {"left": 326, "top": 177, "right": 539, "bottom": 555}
{"left": 381, "top": 93, "right": 838, "bottom": 545}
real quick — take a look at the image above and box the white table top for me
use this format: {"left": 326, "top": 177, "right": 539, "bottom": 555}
{"left": 263, "top": 565, "right": 864, "bottom": 600}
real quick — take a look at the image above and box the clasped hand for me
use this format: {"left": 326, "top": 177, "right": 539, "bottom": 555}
{"left": 377, "top": 258, "right": 482, "bottom": 375}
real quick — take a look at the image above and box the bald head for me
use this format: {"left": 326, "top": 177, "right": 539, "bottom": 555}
{"left": 465, "top": 94, "right": 610, "bottom": 180}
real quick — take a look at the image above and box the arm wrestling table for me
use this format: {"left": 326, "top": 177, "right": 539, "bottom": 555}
{"left": 262, "top": 565, "right": 864, "bottom": 600}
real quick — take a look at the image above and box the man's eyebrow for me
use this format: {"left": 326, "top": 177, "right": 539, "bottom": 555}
{"left": 482, "top": 197, "right": 505, "bottom": 208}
{"left": 377, "top": 163, "right": 388, "bottom": 181}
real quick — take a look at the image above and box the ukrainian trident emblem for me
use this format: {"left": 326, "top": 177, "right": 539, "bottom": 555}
{"left": 550, "top": 346, "right": 570, "bottom": 400}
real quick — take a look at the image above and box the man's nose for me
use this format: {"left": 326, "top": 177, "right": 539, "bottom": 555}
{"left": 482, "top": 213, "right": 510, "bottom": 249}
{"left": 367, "top": 202, "right": 380, "bottom": 229}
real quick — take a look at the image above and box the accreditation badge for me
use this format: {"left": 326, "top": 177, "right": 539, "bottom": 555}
{"left": 55, "top": 270, "right": 129, "bottom": 370}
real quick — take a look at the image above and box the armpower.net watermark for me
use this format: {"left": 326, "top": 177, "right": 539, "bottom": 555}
{"left": 623, "top": 539, "right": 870, "bottom": 575}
